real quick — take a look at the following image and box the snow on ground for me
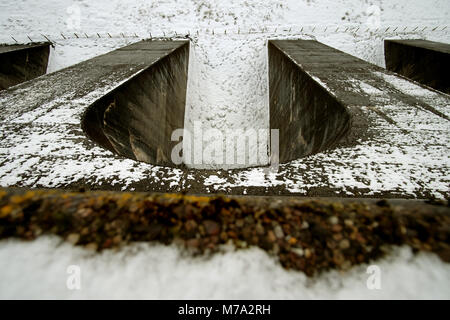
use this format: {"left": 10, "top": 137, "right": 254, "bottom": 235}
{"left": 0, "top": 236, "right": 449, "bottom": 299}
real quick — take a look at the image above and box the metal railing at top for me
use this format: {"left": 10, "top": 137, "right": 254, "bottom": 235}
{"left": 6, "top": 25, "right": 449, "bottom": 45}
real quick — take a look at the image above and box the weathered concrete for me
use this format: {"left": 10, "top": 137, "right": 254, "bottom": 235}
{"left": 0, "top": 42, "right": 50, "bottom": 90}
{"left": 384, "top": 39, "right": 450, "bottom": 94}
{"left": 82, "top": 41, "right": 189, "bottom": 167}
{"left": 268, "top": 39, "right": 449, "bottom": 164}
{"left": 1, "top": 188, "right": 449, "bottom": 276}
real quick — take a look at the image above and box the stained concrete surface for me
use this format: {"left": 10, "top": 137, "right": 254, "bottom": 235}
{"left": 1, "top": 188, "right": 449, "bottom": 276}
{"left": 269, "top": 40, "right": 357, "bottom": 163}
{"left": 82, "top": 41, "right": 189, "bottom": 167}
{"left": 384, "top": 39, "right": 450, "bottom": 94}
{"left": 0, "top": 42, "right": 50, "bottom": 90}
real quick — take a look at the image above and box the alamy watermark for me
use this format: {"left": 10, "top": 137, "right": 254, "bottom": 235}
{"left": 66, "top": 265, "right": 81, "bottom": 290}
{"left": 171, "top": 121, "right": 280, "bottom": 172}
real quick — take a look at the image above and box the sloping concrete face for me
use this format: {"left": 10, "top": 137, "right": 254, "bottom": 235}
{"left": 384, "top": 39, "right": 450, "bottom": 94}
{"left": 0, "top": 42, "right": 50, "bottom": 90}
{"left": 82, "top": 41, "right": 189, "bottom": 167}
{"left": 269, "top": 40, "right": 370, "bottom": 163}
{"left": 269, "top": 41, "right": 351, "bottom": 163}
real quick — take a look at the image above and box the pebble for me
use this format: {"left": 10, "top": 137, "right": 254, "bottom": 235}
{"left": 339, "top": 239, "right": 351, "bottom": 250}
{"left": 220, "top": 231, "right": 228, "bottom": 242}
{"left": 172, "top": 237, "right": 185, "bottom": 247}
{"left": 77, "top": 208, "right": 93, "bottom": 218}
{"left": 256, "top": 223, "right": 265, "bottom": 235}
{"left": 292, "top": 247, "right": 304, "bottom": 257}
{"left": 236, "top": 219, "right": 244, "bottom": 228}
{"left": 186, "top": 238, "right": 200, "bottom": 249}
{"left": 85, "top": 242, "right": 98, "bottom": 251}
{"left": 274, "top": 225, "right": 284, "bottom": 239}
{"left": 344, "top": 219, "right": 354, "bottom": 227}
{"left": 112, "top": 235, "right": 122, "bottom": 245}
{"left": 341, "top": 260, "right": 352, "bottom": 270}
{"left": 400, "top": 225, "right": 407, "bottom": 235}
{"left": 185, "top": 219, "right": 197, "bottom": 231}
{"left": 203, "top": 220, "right": 220, "bottom": 236}
{"left": 283, "top": 207, "right": 292, "bottom": 219}
{"left": 333, "top": 233, "right": 343, "bottom": 241}
{"left": 267, "top": 230, "right": 276, "bottom": 242}
{"left": 332, "top": 202, "right": 344, "bottom": 211}
{"left": 438, "top": 248, "right": 450, "bottom": 262}
{"left": 333, "top": 250, "right": 345, "bottom": 265}
{"left": 1, "top": 190, "right": 449, "bottom": 278}
{"left": 66, "top": 233, "right": 80, "bottom": 245}
{"left": 305, "top": 248, "right": 312, "bottom": 259}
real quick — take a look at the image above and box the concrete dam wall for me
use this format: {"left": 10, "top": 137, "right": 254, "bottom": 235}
{"left": 82, "top": 40, "right": 189, "bottom": 168}
{"left": 0, "top": 42, "right": 50, "bottom": 90}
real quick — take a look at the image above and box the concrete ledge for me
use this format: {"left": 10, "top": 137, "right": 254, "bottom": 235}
{"left": 384, "top": 39, "right": 450, "bottom": 94}
{"left": 0, "top": 42, "right": 51, "bottom": 90}
{"left": 82, "top": 41, "right": 189, "bottom": 167}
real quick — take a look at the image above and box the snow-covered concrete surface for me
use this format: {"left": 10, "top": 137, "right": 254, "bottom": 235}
{"left": 0, "top": 236, "right": 449, "bottom": 299}
{"left": 1, "top": 36, "right": 449, "bottom": 198}
{"left": 0, "top": 0, "right": 449, "bottom": 300}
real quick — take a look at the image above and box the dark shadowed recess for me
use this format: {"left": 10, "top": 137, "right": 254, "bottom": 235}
{"left": 385, "top": 39, "right": 450, "bottom": 94}
{"left": 0, "top": 42, "right": 51, "bottom": 90}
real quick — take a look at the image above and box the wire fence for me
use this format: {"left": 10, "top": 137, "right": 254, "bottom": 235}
{"left": 6, "top": 25, "right": 449, "bottom": 45}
